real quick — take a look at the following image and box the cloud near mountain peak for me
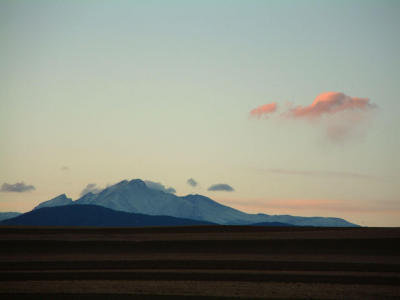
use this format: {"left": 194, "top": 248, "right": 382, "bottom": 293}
{"left": 80, "top": 183, "right": 103, "bottom": 197}
{"left": 208, "top": 183, "right": 235, "bottom": 192}
{"left": 187, "top": 178, "right": 198, "bottom": 187}
{"left": 144, "top": 180, "right": 176, "bottom": 194}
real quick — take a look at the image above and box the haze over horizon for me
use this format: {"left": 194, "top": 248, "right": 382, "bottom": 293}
{"left": 1, "top": 1, "right": 399, "bottom": 226}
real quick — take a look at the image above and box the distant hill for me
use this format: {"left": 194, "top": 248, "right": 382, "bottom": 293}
{"left": 0, "top": 205, "right": 214, "bottom": 227}
{"left": 248, "top": 222, "right": 295, "bottom": 227}
{"left": 31, "top": 179, "right": 359, "bottom": 227}
{"left": 0, "top": 212, "right": 21, "bottom": 222}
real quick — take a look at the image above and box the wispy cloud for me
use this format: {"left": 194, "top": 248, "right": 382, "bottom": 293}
{"left": 80, "top": 183, "right": 103, "bottom": 197}
{"left": 60, "top": 166, "right": 69, "bottom": 171}
{"left": 266, "top": 168, "right": 375, "bottom": 180}
{"left": 208, "top": 183, "right": 235, "bottom": 192}
{"left": 187, "top": 178, "right": 198, "bottom": 187}
{"left": 263, "top": 199, "right": 400, "bottom": 214}
{"left": 263, "top": 199, "right": 343, "bottom": 211}
{"left": 1, "top": 182, "right": 35, "bottom": 193}
{"left": 145, "top": 180, "right": 176, "bottom": 194}
{"left": 249, "top": 102, "right": 277, "bottom": 118}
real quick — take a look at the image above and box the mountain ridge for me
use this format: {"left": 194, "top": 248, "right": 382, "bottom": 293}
{"left": 1, "top": 205, "right": 215, "bottom": 227}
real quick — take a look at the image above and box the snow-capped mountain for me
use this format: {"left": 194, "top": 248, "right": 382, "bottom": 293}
{"left": 33, "top": 179, "right": 358, "bottom": 227}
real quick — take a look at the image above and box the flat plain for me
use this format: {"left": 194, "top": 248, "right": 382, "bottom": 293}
{"left": 0, "top": 226, "right": 399, "bottom": 299}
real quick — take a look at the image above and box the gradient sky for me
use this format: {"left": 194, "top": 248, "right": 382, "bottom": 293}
{"left": 1, "top": 0, "right": 399, "bottom": 226}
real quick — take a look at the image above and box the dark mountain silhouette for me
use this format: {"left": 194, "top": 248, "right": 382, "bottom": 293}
{"left": 0, "top": 205, "right": 214, "bottom": 227}
{"left": 0, "top": 212, "right": 21, "bottom": 222}
{"left": 248, "top": 222, "right": 295, "bottom": 227}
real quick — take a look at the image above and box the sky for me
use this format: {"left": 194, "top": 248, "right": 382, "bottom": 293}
{"left": 1, "top": 0, "right": 399, "bottom": 226}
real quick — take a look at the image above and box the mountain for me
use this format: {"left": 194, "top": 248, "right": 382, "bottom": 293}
{"left": 28, "top": 179, "right": 358, "bottom": 227}
{"left": 1, "top": 205, "right": 214, "bottom": 227}
{"left": 252, "top": 214, "right": 358, "bottom": 227}
{"left": 34, "top": 194, "right": 73, "bottom": 210}
{"left": 0, "top": 212, "right": 21, "bottom": 222}
{"left": 72, "top": 180, "right": 268, "bottom": 224}
{"left": 69, "top": 179, "right": 357, "bottom": 227}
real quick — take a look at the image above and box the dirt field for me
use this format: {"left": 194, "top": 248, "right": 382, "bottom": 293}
{"left": 0, "top": 226, "right": 399, "bottom": 299}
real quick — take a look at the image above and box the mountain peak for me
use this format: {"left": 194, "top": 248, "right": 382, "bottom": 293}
{"left": 129, "top": 179, "right": 146, "bottom": 188}
{"left": 115, "top": 180, "right": 129, "bottom": 186}
{"left": 112, "top": 179, "right": 146, "bottom": 189}
{"left": 33, "top": 193, "right": 72, "bottom": 210}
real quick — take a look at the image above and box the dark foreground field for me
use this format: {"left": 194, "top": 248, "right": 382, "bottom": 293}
{"left": 0, "top": 226, "right": 399, "bottom": 299}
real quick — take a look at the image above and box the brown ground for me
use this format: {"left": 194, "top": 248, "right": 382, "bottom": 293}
{"left": 0, "top": 226, "right": 399, "bottom": 299}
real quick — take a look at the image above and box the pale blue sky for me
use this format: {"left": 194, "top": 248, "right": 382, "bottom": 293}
{"left": 1, "top": 0, "right": 399, "bottom": 226}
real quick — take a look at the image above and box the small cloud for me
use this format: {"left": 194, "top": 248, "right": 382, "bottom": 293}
{"left": 1, "top": 182, "right": 35, "bottom": 193}
{"left": 250, "top": 102, "right": 277, "bottom": 118}
{"left": 208, "top": 183, "right": 235, "bottom": 192}
{"left": 187, "top": 178, "right": 198, "bottom": 187}
{"left": 144, "top": 180, "right": 176, "bottom": 194}
{"left": 80, "top": 183, "right": 103, "bottom": 197}
{"left": 60, "top": 166, "right": 69, "bottom": 171}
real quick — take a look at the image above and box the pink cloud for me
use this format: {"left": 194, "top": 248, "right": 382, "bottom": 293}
{"left": 288, "top": 92, "right": 375, "bottom": 118}
{"left": 250, "top": 102, "right": 277, "bottom": 118}
{"left": 250, "top": 92, "right": 377, "bottom": 141}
